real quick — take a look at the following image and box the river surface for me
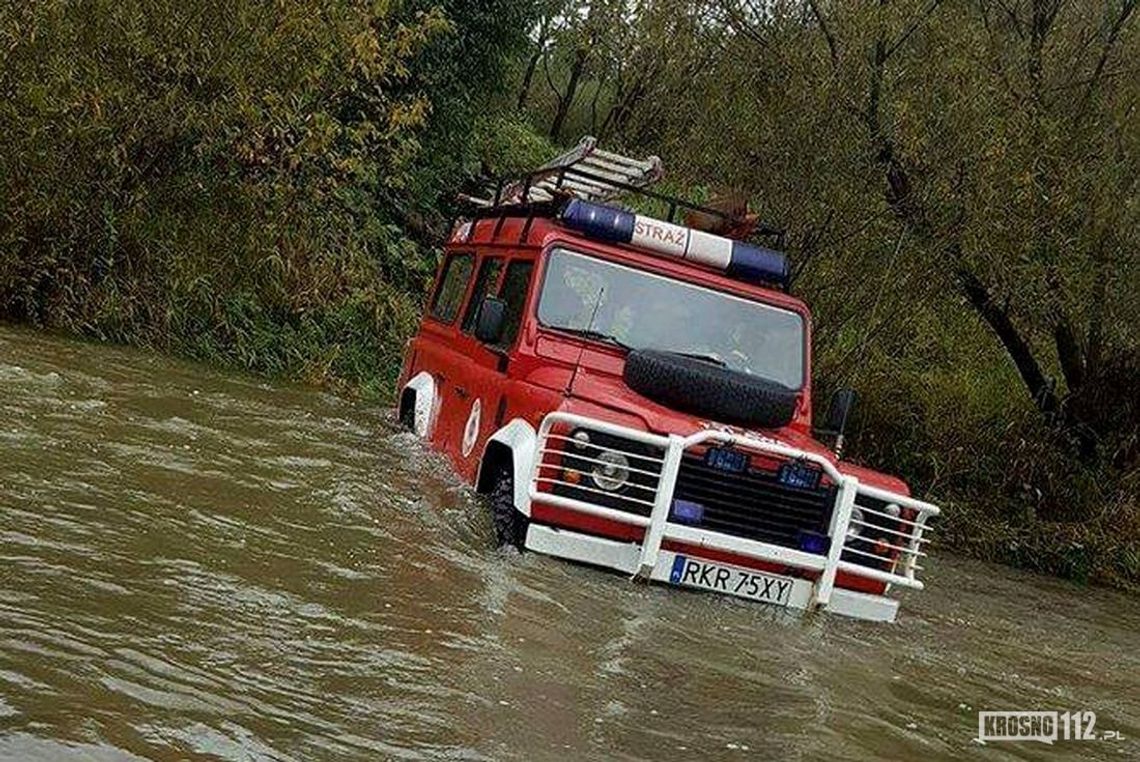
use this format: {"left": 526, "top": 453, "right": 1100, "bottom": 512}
{"left": 0, "top": 325, "right": 1137, "bottom": 762}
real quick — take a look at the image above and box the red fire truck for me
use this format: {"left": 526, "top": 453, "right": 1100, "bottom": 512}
{"left": 397, "top": 138, "right": 939, "bottom": 622}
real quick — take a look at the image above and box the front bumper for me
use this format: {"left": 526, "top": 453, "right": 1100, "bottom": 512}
{"left": 525, "top": 523, "right": 900, "bottom": 622}
{"left": 526, "top": 412, "right": 940, "bottom": 622}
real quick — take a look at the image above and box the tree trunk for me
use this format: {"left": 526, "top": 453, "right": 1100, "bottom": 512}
{"left": 861, "top": 12, "right": 1064, "bottom": 418}
{"left": 602, "top": 76, "right": 644, "bottom": 138}
{"left": 517, "top": 49, "right": 542, "bottom": 112}
{"left": 550, "top": 47, "right": 586, "bottom": 141}
{"left": 956, "top": 268, "right": 1059, "bottom": 414}
{"left": 1053, "top": 317, "right": 1085, "bottom": 392}
{"left": 517, "top": 19, "right": 551, "bottom": 113}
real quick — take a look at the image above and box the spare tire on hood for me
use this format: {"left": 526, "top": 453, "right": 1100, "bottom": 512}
{"left": 622, "top": 349, "right": 798, "bottom": 429}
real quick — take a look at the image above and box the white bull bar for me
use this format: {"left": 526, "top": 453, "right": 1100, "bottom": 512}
{"left": 526, "top": 412, "right": 939, "bottom": 610}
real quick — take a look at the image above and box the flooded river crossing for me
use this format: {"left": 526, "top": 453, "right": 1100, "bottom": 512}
{"left": 1, "top": 326, "right": 1137, "bottom": 761}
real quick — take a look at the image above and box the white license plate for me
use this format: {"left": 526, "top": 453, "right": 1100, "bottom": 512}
{"left": 668, "top": 555, "right": 794, "bottom": 606}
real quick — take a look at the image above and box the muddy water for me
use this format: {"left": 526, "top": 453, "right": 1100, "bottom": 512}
{"left": 0, "top": 326, "right": 1137, "bottom": 762}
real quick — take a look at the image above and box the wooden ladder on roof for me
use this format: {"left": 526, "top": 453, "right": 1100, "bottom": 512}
{"left": 459, "top": 136, "right": 664, "bottom": 208}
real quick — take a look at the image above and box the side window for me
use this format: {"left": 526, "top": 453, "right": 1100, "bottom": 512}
{"left": 461, "top": 256, "right": 504, "bottom": 333}
{"left": 429, "top": 253, "right": 474, "bottom": 324}
{"left": 497, "top": 260, "right": 534, "bottom": 348}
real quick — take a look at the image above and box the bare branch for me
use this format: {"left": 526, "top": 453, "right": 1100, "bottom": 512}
{"left": 541, "top": 47, "right": 562, "bottom": 100}
{"left": 1077, "top": 0, "right": 1138, "bottom": 112}
{"left": 807, "top": 0, "right": 840, "bottom": 68}
{"left": 715, "top": 0, "right": 771, "bottom": 49}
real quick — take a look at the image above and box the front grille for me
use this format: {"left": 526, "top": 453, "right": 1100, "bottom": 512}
{"left": 673, "top": 456, "right": 835, "bottom": 548}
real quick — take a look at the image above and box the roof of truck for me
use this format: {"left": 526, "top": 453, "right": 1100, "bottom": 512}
{"left": 454, "top": 136, "right": 792, "bottom": 293}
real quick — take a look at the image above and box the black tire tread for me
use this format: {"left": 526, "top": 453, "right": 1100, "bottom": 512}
{"left": 398, "top": 396, "right": 415, "bottom": 430}
{"left": 622, "top": 349, "right": 798, "bottom": 429}
{"left": 490, "top": 469, "right": 528, "bottom": 550}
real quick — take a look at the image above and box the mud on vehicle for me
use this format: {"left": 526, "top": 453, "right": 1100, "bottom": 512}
{"left": 397, "top": 137, "right": 939, "bottom": 623}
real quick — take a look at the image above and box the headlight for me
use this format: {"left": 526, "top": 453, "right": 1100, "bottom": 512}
{"left": 591, "top": 450, "right": 630, "bottom": 491}
{"left": 847, "top": 506, "right": 864, "bottom": 538}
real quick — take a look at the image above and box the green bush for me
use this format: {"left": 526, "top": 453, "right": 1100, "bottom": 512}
{"left": 0, "top": 0, "right": 533, "bottom": 397}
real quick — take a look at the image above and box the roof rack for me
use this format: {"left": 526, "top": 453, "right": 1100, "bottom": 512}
{"left": 457, "top": 136, "right": 785, "bottom": 248}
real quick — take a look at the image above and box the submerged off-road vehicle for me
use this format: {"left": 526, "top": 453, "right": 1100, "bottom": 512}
{"left": 397, "top": 138, "right": 939, "bottom": 622}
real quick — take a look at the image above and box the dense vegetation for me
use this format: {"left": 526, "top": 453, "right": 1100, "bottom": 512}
{"left": 0, "top": 0, "right": 534, "bottom": 395}
{"left": 2, "top": 0, "right": 1137, "bottom": 586}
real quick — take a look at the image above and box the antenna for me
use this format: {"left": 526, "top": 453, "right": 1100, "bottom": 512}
{"left": 565, "top": 286, "right": 605, "bottom": 398}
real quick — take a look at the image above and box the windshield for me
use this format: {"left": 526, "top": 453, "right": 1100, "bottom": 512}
{"left": 537, "top": 248, "right": 805, "bottom": 389}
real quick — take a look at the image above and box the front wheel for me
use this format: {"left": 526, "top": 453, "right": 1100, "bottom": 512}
{"left": 489, "top": 468, "right": 528, "bottom": 550}
{"left": 398, "top": 401, "right": 415, "bottom": 431}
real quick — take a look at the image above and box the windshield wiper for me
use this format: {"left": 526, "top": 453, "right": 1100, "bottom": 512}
{"left": 665, "top": 349, "right": 727, "bottom": 367}
{"left": 555, "top": 327, "right": 631, "bottom": 350}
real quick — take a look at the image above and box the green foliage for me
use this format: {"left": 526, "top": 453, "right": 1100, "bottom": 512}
{"left": 395, "top": 0, "right": 542, "bottom": 214}
{"left": 0, "top": 0, "right": 534, "bottom": 396}
{"left": 471, "top": 113, "right": 559, "bottom": 178}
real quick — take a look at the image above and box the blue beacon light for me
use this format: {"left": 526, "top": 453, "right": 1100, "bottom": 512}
{"left": 560, "top": 198, "right": 789, "bottom": 289}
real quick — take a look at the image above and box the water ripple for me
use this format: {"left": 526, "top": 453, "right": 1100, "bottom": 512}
{"left": 1, "top": 326, "right": 1138, "bottom": 761}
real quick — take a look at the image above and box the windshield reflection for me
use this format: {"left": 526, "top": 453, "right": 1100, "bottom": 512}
{"left": 537, "top": 248, "right": 804, "bottom": 389}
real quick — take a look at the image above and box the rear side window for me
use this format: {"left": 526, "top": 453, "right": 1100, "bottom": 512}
{"left": 497, "top": 260, "right": 534, "bottom": 347}
{"left": 461, "top": 257, "right": 504, "bottom": 333}
{"left": 430, "top": 253, "right": 474, "bottom": 324}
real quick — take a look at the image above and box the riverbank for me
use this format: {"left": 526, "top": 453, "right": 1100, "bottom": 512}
{"left": 942, "top": 500, "right": 1140, "bottom": 592}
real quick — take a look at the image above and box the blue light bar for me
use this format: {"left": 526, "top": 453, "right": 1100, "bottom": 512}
{"left": 778, "top": 461, "right": 822, "bottom": 490}
{"left": 560, "top": 197, "right": 635, "bottom": 242}
{"left": 726, "top": 241, "right": 790, "bottom": 286}
{"left": 560, "top": 198, "right": 789, "bottom": 288}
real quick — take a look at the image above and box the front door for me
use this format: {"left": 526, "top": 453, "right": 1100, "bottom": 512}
{"left": 446, "top": 254, "right": 506, "bottom": 475}
{"left": 450, "top": 255, "right": 535, "bottom": 479}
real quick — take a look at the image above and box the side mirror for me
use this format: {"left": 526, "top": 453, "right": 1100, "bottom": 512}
{"left": 823, "top": 388, "right": 857, "bottom": 457}
{"left": 474, "top": 296, "right": 507, "bottom": 344}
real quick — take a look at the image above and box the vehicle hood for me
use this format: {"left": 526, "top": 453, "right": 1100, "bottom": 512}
{"left": 559, "top": 366, "right": 826, "bottom": 454}
{"left": 555, "top": 366, "right": 909, "bottom": 494}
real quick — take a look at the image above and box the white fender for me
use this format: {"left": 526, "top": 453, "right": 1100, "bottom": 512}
{"left": 402, "top": 371, "right": 438, "bottom": 438}
{"left": 478, "top": 418, "right": 537, "bottom": 516}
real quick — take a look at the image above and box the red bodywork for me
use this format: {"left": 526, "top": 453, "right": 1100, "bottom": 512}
{"left": 398, "top": 215, "right": 910, "bottom": 595}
